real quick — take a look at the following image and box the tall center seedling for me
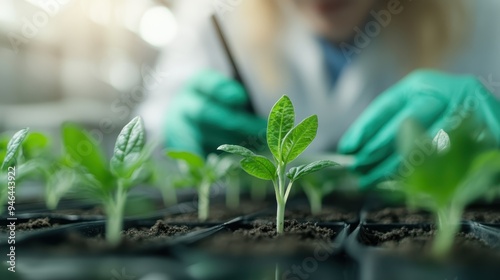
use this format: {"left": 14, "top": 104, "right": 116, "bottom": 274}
{"left": 219, "top": 95, "right": 338, "bottom": 234}
{"left": 63, "top": 117, "right": 153, "bottom": 246}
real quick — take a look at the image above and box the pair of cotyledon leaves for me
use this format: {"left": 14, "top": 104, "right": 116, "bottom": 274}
{"left": 166, "top": 150, "right": 236, "bottom": 188}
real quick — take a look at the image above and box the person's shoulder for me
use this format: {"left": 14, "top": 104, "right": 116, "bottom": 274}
{"left": 467, "top": 0, "right": 500, "bottom": 25}
{"left": 473, "top": 0, "right": 500, "bottom": 8}
{"left": 459, "top": 0, "right": 500, "bottom": 97}
{"left": 464, "top": 0, "right": 500, "bottom": 48}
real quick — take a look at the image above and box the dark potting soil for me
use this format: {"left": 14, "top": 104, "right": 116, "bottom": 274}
{"left": 259, "top": 206, "right": 358, "bottom": 223}
{"left": 200, "top": 220, "right": 337, "bottom": 255}
{"left": 365, "top": 207, "right": 432, "bottom": 224}
{"left": 362, "top": 227, "right": 500, "bottom": 262}
{"left": 0, "top": 217, "right": 58, "bottom": 233}
{"left": 366, "top": 207, "right": 500, "bottom": 224}
{"left": 122, "top": 220, "right": 193, "bottom": 243}
{"left": 463, "top": 208, "right": 500, "bottom": 224}
{"left": 27, "top": 220, "right": 196, "bottom": 253}
{"left": 163, "top": 201, "right": 271, "bottom": 223}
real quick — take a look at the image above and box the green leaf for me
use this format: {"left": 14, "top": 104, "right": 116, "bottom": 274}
{"left": 22, "top": 132, "right": 50, "bottom": 159}
{"left": 16, "top": 160, "right": 48, "bottom": 181}
{"left": 111, "top": 117, "right": 147, "bottom": 178}
{"left": 241, "top": 155, "right": 276, "bottom": 180}
{"left": 1, "top": 128, "right": 29, "bottom": 171}
{"left": 0, "top": 173, "right": 7, "bottom": 215}
{"left": 0, "top": 135, "right": 11, "bottom": 151}
{"left": 403, "top": 116, "right": 489, "bottom": 209}
{"left": 167, "top": 150, "right": 205, "bottom": 168}
{"left": 0, "top": 151, "right": 6, "bottom": 165}
{"left": 281, "top": 115, "right": 318, "bottom": 163}
{"left": 77, "top": 171, "right": 108, "bottom": 197}
{"left": 123, "top": 142, "right": 156, "bottom": 184}
{"left": 62, "top": 123, "right": 110, "bottom": 184}
{"left": 287, "top": 160, "right": 339, "bottom": 181}
{"left": 267, "top": 95, "right": 295, "bottom": 161}
{"left": 201, "top": 154, "right": 232, "bottom": 183}
{"left": 214, "top": 155, "right": 238, "bottom": 179}
{"left": 46, "top": 168, "right": 77, "bottom": 209}
{"left": 455, "top": 150, "right": 500, "bottom": 204}
{"left": 217, "top": 144, "right": 255, "bottom": 157}
{"left": 0, "top": 134, "right": 14, "bottom": 169}
{"left": 172, "top": 176, "right": 197, "bottom": 189}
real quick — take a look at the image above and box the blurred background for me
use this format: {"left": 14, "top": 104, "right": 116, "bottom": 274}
{"left": 0, "top": 0, "right": 177, "bottom": 149}
{"left": 1, "top": 0, "right": 499, "bottom": 154}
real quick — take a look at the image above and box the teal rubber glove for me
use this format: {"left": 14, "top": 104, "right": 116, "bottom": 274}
{"left": 338, "top": 70, "right": 500, "bottom": 188}
{"left": 164, "top": 70, "right": 267, "bottom": 156}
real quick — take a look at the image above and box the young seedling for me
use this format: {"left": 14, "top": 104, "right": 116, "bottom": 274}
{"left": 392, "top": 118, "right": 500, "bottom": 257}
{"left": 224, "top": 157, "right": 243, "bottom": 209}
{"left": 300, "top": 172, "right": 336, "bottom": 215}
{"left": 0, "top": 128, "right": 30, "bottom": 214}
{"left": 14, "top": 132, "right": 78, "bottom": 210}
{"left": 0, "top": 130, "right": 72, "bottom": 211}
{"left": 218, "top": 95, "right": 338, "bottom": 234}
{"left": 166, "top": 151, "right": 233, "bottom": 221}
{"left": 141, "top": 159, "right": 179, "bottom": 207}
{"left": 63, "top": 117, "right": 153, "bottom": 245}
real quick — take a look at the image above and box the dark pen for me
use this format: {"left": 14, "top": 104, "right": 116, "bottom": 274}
{"left": 211, "top": 14, "right": 256, "bottom": 113}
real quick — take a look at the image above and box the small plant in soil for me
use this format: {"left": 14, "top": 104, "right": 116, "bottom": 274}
{"left": 63, "top": 117, "right": 154, "bottom": 245}
{"left": 218, "top": 95, "right": 338, "bottom": 234}
{"left": 166, "top": 151, "right": 233, "bottom": 221}
{"left": 224, "top": 157, "right": 244, "bottom": 209}
{"left": 387, "top": 118, "right": 500, "bottom": 257}
{"left": 142, "top": 159, "right": 179, "bottom": 207}
{"left": 0, "top": 129, "right": 56, "bottom": 211}
{"left": 9, "top": 130, "right": 97, "bottom": 211}
{"left": 14, "top": 131, "right": 83, "bottom": 210}
{"left": 299, "top": 169, "right": 337, "bottom": 215}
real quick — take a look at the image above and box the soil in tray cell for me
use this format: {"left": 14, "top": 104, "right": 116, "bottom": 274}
{"left": 362, "top": 226, "right": 500, "bottom": 263}
{"left": 200, "top": 220, "right": 338, "bottom": 256}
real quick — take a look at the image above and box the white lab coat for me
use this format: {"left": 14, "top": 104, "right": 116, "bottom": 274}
{"left": 139, "top": 0, "right": 500, "bottom": 153}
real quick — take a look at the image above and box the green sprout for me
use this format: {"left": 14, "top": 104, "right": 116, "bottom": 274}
{"left": 166, "top": 151, "right": 233, "bottom": 221}
{"left": 0, "top": 130, "right": 76, "bottom": 211}
{"left": 224, "top": 158, "right": 243, "bottom": 209}
{"left": 300, "top": 171, "right": 336, "bottom": 215}
{"left": 0, "top": 128, "right": 30, "bottom": 214}
{"left": 16, "top": 131, "right": 80, "bottom": 210}
{"left": 391, "top": 118, "right": 500, "bottom": 257}
{"left": 63, "top": 117, "right": 153, "bottom": 245}
{"left": 218, "top": 95, "right": 338, "bottom": 234}
{"left": 142, "top": 159, "right": 178, "bottom": 207}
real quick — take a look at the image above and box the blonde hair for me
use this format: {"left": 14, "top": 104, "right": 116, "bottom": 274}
{"left": 236, "top": 0, "right": 468, "bottom": 71}
{"left": 384, "top": 0, "right": 468, "bottom": 70}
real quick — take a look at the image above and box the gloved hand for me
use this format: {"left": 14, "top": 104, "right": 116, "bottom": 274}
{"left": 164, "top": 70, "right": 267, "bottom": 156}
{"left": 338, "top": 70, "right": 500, "bottom": 188}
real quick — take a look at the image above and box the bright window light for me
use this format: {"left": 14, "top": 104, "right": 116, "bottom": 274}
{"left": 139, "top": 6, "right": 177, "bottom": 48}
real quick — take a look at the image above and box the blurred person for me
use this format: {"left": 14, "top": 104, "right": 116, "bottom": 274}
{"left": 139, "top": 0, "right": 500, "bottom": 187}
